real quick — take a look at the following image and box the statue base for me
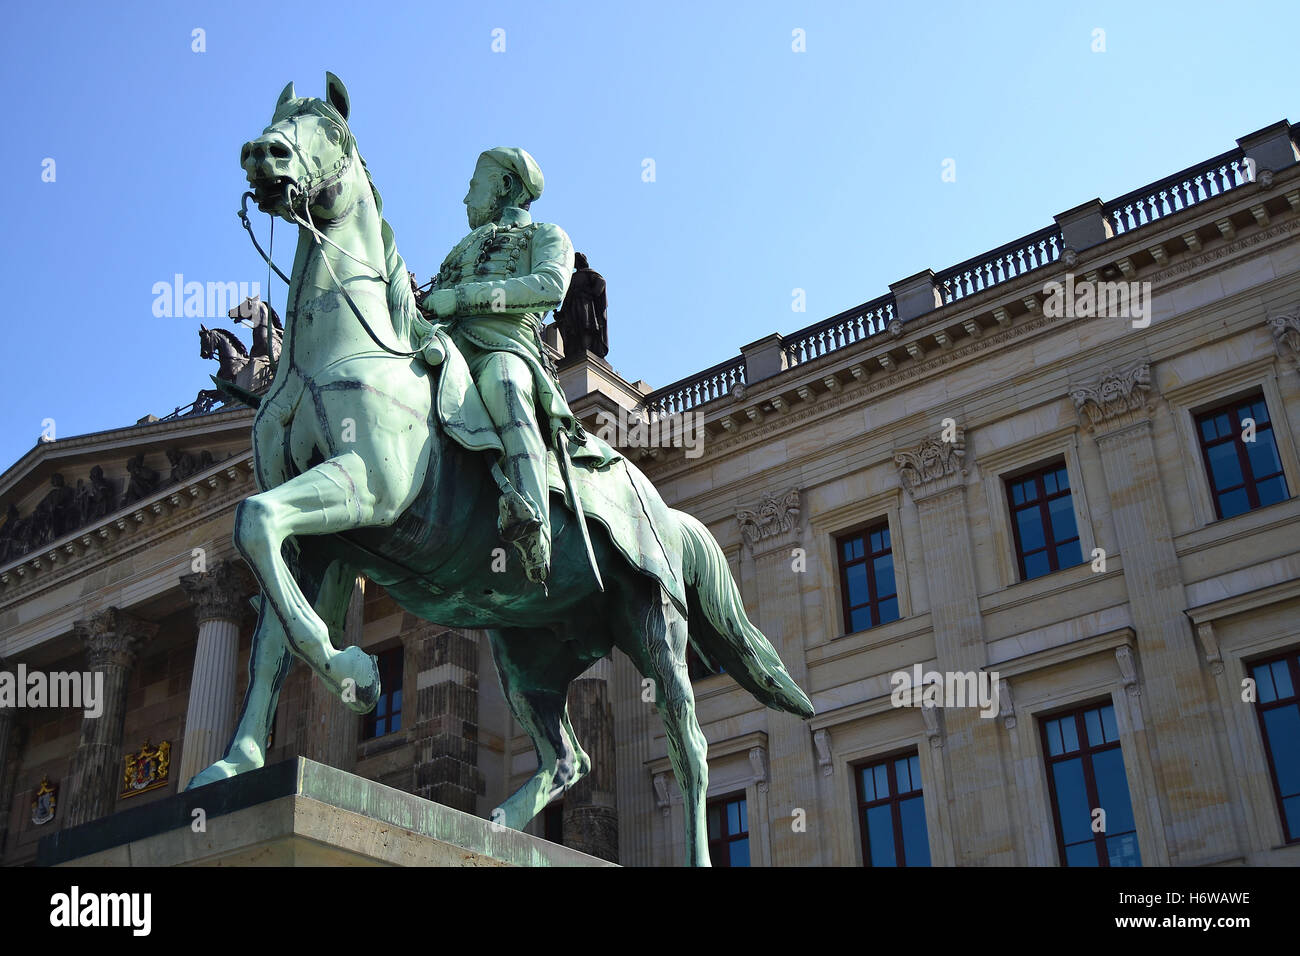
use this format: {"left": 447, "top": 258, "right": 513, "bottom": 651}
{"left": 37, "top": 757, "right": 615, "bottom": 867}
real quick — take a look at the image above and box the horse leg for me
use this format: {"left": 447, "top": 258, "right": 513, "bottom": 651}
{"left": 233, "top": 449, "right": 416, "bottom": 713}
{"left": 185, "top": 556, "right": 357, "bottom": 789}
{"left": 488, "top": 627, "right": 595, "bottom": 831}
{"left": 624, "top": 581, "right": 711, "bottom": 866}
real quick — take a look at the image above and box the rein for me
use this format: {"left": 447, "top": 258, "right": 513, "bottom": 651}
{"left": 237, "top": 178, "right": 426, "bottom": 360}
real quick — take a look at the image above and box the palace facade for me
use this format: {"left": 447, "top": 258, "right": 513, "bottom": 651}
{"left": 3, "top": 119, "right": 1300, "bottom": 866}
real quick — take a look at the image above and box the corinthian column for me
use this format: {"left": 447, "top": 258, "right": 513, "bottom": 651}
{"left": 895, "top": 428, "right": 1016, "bottom": 864}
{"left": 177, "top": 560, "right": 254, "bottom": 788}
{"left": 1070, "top": 363, "right": 1236, "bottom": 864}
{"left": 64, "top": 608, "right": 157, "bottom": 827}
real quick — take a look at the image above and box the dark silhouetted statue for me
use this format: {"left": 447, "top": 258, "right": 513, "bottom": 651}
{"left": 555, "top": 252, "right": 608, "bottom": 359}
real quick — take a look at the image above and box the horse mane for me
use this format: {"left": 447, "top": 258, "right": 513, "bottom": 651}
{"left": 358, "top": 154, "right": 433, "bottom": 352}
{"left": 206, "top": 327, "right": 250, "bottom": 356}
{"left": 282, "top": 94, "right": 433, "bottom": 354}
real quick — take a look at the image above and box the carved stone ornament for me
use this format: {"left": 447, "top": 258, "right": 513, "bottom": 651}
{"left": 1115, "top": 645, "right": 1140, "bottom": 697}
{"left": 121, "top": 739, "right": 171, "bottom": 798}
{"left": 652, "top": 772, "right": 672, "bottom": 815}
{"left": 1266, "top": 312, "right": 1300, "bottom": 368}
{"left": 749, "top": 745, "right": 770, "bottom": 794}
{"left": 1069, "top": 361, "right": 1152, "bottom": 429}
{"left": 895, "top": 432, "right": 966, "bottom": 499}
{"left": 73, "top": 607, "right": 158, "bottom": 670}
{"left": 813, "top": 728, "right": 833, "bottom": 776}
{"left": 737, "top": 488, "right": 801, "bottom": 548}
{"left": 31, "top": 775, "right": 57, "bottom": 825}
{"left": 998, "top": 679, "right": 1016, "bottom": 730}
{"left": 179, "top": 559, "right": 255, "bottom": 625}
{"left": 921, "top": 703, "right": 944, "bottom": 749}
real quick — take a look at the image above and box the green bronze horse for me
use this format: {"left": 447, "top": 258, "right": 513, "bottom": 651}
{"left": 186, "top": 73, "right": 814, "bottom": 866}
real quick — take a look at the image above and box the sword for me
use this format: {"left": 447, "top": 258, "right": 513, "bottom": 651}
{"left": 555, "top": 431, "right": 604, "bottom": 592}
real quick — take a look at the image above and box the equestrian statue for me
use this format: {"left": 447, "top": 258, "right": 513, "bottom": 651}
{"left": 186, "top": 73, "right": 813, "bottom": 866}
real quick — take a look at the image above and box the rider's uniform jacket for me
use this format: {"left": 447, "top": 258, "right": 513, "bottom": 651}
{"left": 430, "top": 206, "right": 586, "bottom": 451}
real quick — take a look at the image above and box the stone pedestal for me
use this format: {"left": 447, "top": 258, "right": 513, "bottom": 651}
{"left": 64, "top": 608, "right": 158, "bottom": 828}
{"left": 38, "top": 758, "right": 614, "bottom": 867}
{"left": 563, "top": 656, "right": 618, "bottom": 862}
{"left": 177, "top": 560, "right": 253, "bottom": 789}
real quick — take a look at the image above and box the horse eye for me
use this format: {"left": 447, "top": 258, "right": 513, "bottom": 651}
{"left": 269, "top": 143, "right": 290, "bottom": 160}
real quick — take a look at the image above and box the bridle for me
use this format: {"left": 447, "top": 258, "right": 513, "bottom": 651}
{"left": 236, "top": 99, "right": 427, "bottom": 359}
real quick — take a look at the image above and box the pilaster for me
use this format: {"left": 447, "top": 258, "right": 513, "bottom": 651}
{"left": 1070, "top": 362, "right": 1239, "bottom": 863}
{"left": 895, "top": 428, "right": 1017, "bottom": 864}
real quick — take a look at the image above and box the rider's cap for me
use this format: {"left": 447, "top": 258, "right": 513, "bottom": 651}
{"left": 478, "top": 147, "right": 544, "bottom": 202}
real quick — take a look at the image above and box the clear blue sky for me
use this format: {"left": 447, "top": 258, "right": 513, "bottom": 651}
{"left": 2, "top": 1, "right": 1297, "bottom": 471}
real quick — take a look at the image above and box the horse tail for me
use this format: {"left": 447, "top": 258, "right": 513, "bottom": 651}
{"left": 676, "top": 510, "right": 814, "bottom": 718}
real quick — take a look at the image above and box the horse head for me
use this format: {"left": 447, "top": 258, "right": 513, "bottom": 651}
{"left": 240, "top": 72, "right": 358, "bottom": 225}
{"left": 198, "top": 324, "right": 213, "bottom": 360}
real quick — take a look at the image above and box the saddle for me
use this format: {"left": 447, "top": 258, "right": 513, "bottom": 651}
{"left": 423, "top": 327, "right": 687, "bottom": 613}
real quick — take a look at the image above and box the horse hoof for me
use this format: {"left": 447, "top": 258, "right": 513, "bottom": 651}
{"left": 186, "top": 759, "right": 245, "bottom": 791}
{"left": 337, "top": 645, "right": 381, "bottom": 714}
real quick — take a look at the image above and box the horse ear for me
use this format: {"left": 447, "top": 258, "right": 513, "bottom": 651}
{"left": 324, "top": 72, "right": 350, "bottom": 121}
{"left": 200, "top": 323, "right": 208, "bottom": 332}
{"left": 275, "top": 81, "right": 295, "bottom": 115}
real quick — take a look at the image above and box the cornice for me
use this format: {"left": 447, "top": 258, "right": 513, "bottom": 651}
{"left": 0, "top": 453, "right": 255, "bottom": 608}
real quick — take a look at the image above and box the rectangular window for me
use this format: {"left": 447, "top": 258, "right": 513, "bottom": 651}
{"left": 1195, "top": 393, "right": 1290, "bottom": 519}
{"left": 837, "top": 521, "right": 900, "bottom": 634}
{"left": 706, "top": 792, "right": 750, "bottom": 867}
{"left": 1041, "top": 702, "right": 1141, "bottom": 866}
{"left": 854, "top": 752, "right": 931, "bottom": 866}
{"left": 361, "top": 646, "right": 403, "bottom": 740}
{"left": 1007, "top": 462, "right": 1083, "bottom": 581}
{"left": 1249, "top": 650, "right": 1300, "bottom": 843}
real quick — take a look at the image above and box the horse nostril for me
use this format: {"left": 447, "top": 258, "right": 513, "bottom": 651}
{"left": 240, "top": 143, "right": 252, "bottom": 164}
{"left": 269, "top": 143, "right": 290, "bottom": 160}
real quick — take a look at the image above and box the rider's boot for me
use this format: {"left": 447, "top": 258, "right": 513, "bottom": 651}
{"left": 498, "top": 486, "right": 550, "bottom": 585}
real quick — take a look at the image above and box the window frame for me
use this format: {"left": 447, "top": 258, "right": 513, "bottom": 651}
{"left": 360, "top": 644, "right": 404, "bottom": 741}
{"left": 1247, "top": 648, "right": 1300, "bottom": 845}
{"left": 706, "top": 791, "right": 750, "bottom": 867}
{"left": 835, "top": 519, "right": 901, "bottom": 635}
{"left": 1163, "top": 357, "right": 1300, "bottom": 530}
{"left": 1039, "top": 699, "right": 1141, "bottom": 867}
{"left": 852, "top": 749, "right": 931, "bottom": 867}
{"left": 1193, "top": 391, "right": 1290, "bottom": 520}
{"left": 1005, "top": 460, "right": 1085, "bottom": 581}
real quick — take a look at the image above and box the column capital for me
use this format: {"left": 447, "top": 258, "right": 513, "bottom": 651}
{"left": 736, "top": 487, "right": 802, "bottom": 555}
{"left": 72, "top": 607, "right": 157, "bottom": 671}
{"left": 895, "top": 430, "right": 968, "bottom": 502}
{"left": 180, "top": 559, "right": 255, "bottom": 626}
{"left": 1069, "top": 361, "right": 1155, "bottom": 435}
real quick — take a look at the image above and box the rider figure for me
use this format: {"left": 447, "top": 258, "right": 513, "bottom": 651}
{"left": 420, "top": 147, "right": 580, "bottom": 587}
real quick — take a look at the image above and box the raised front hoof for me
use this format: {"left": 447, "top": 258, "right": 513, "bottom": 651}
{"left": 186, "top": 758, "right": 254, "bottom": 791}
{"left": 336, "top": 645, "right": 381, "bottom": 714}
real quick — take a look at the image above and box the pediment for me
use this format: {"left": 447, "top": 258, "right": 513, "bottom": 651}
{"left": 0, "top": 406, "right": 253, "bottom": 570}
